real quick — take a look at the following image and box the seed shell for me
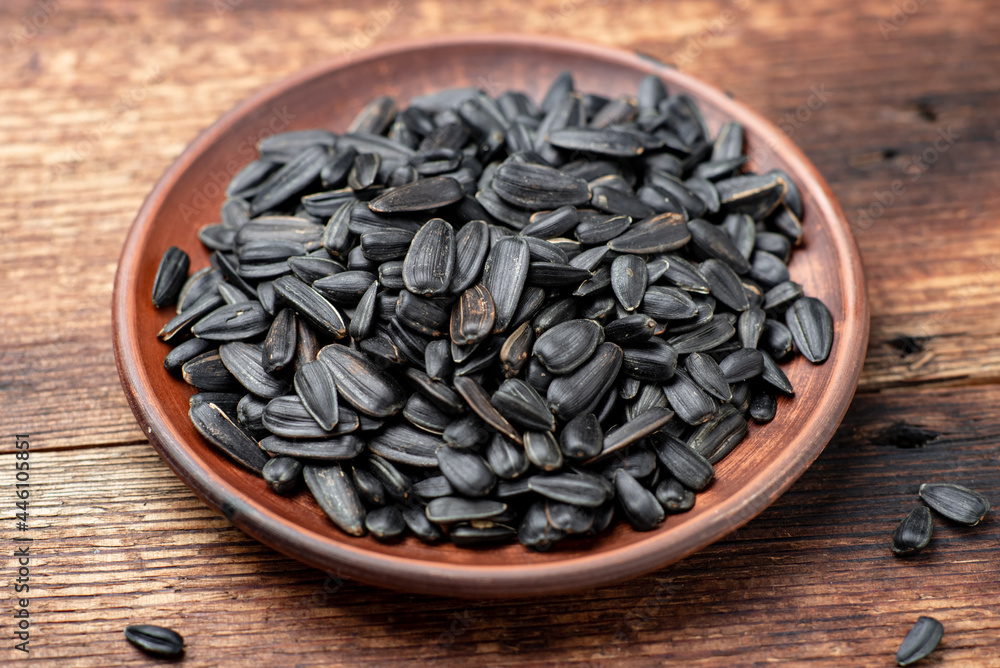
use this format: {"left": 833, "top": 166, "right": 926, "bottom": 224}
{"left": 303, "top": 464, "right": 367, "bottom": 536}
{"left": 895, "top": 617, "right": 944, "bottom": 667}
{"left": 918, "top": 483, "right": 990, "bottom": 526}
{"left": 124, "top": 625, "right": 184, "bottom": 658}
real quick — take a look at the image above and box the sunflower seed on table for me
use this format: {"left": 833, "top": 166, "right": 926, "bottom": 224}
{"left": 160, "top": 73, "right": 832, "bottom": 549}
{"left": 890, "top": 506, "right": 933, "bottom": 557}
{"left": 918, "top": 483, "right": 990, "bottom": 525}
{"left": 124, "top": 625, "right": 184, "bottom": 658}
{"left": 895, "top": 617, "right": 944, "bottom": 667}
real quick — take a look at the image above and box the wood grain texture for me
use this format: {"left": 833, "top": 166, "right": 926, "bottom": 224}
{"left": 7, "top": 384, "right": 1000, "bottom": 666}
{"left": 1, "top": 0, "right": 999, "bottom": 663}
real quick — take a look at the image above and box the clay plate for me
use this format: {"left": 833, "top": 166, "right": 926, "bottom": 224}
{"left": 113, "top": 34, "right": 869, "bottom": 598}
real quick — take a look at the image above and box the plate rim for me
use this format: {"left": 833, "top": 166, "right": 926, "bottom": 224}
{"left": 113, "top": 33, "right": 869, "bottom": 597}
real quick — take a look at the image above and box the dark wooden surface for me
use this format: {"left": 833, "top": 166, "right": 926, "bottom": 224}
{"left": 1, "top": 0, "right": 998, "bottom": 664}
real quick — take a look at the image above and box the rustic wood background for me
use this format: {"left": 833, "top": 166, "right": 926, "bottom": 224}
{"left": 2, "top": 0, "right": 999, "bottom": 665}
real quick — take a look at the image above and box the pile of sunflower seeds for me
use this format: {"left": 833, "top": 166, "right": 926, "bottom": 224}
{"left": 154, "top": 71, "right": 834, "bottom": 550}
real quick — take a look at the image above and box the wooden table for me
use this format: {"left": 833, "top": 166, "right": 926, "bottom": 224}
{"left": 2, "top": 0, "right": 998, "bottom": 664}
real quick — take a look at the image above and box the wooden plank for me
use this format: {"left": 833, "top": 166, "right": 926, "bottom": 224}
{"left": 5, "top": 382, "right": 999, "bottom": 665}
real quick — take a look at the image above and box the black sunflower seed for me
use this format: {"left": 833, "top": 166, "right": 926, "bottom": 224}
{"left": 423, "top": 338, "right": 452, "bottom": 380}
{"left": 891, "top": 506, "right": 933, "bottom": 556}
{"left": 524, "top": 430, "right": 564, "bottom": 472}
{"left": 260, "top": 434, "right": 363, "bottom": 460}
{"left": 450, "top": 283, "right": 495, "bottom": 345}
{"left": 574, "top": 213, "right": 631, "bottom": 244}
{"left": 403, "top": 392, "right": 451, "bottom": 434}
{"left": 654, "top": 477, "right": 696, "bottom": 514}
{"left": 918, "top": 483, "right": 990, "bottom": 526}
{"left": 360, "top": 228, "right": 416, "bottom": 263}
{"left": 547, "top": 127, "right": 645, "bottom": 157}
{"left": 250, "top": 145, "right": 329, "bottom": 216}
{"left": 399, "top": 218, "right": 456, "bottom": 297}
{"left": 261, "top": 307, "right": 296, "bottom": 374}
{"left": 261, "top": 396, "right": 334, "bottom": 438}
{"left": 620, "top": 339, "right": 678, "bottom": 383}
{"left": 895, "top": 617, "right": 944, "bottom": 667}
{"left": 568, "top": 245, "right": 611, "bottom": 272}
{"left": 642, "top": 285, "right": 698, "bottom": 321}
{"left": 164, "top": 338, "right": 214, "bottom": 376}
{"left": 219, "top": 342, "right": 290, "bottom": 398}
{"left": 293, "top": 360, "right": 339, "bottom": 431}
{"left": 718, "top": 348, "right": 764, "bottom": 383}
{"left": 492, "top": 162, "right": 591, "bottom": 210}
{"left": 738, "top": 308, "right": 766, "bottom": 349}
{"left": 611, "top": 254, "right": 648, "bottom": 312}
{"left": 603, "top": 313, "right": 657, "bottom": 346}
{"left": 436, "top": 445, "right": 496, "bottom": 497}
{"left": 262, "top": 456, "right": 303, "bottom": 494}
{"left": 412, "top": 474, "right": 453, "bottom": 500}
{"left": 687, "top": 405, "right": 748, "bottom": 464}
{"left": 486, "top": 432, "right": 530, "bottom": 480}
{"left": 595, "top": 405, "right": 675, "bottom": 460}
{"left": 190, "top": 301, "right": 272, "bottom": 341}
{"left": 453, "top": 376, "right": 522, "bottom": 445}
{"left": 491, "top": 378, "right": 556, "bottom": 432}
{"left": 362, "top": 506, "right": 405, "bottom": 541}
{"left": 443, "top": 414, "right": 489, "bottom": 449}
{"left": 786, "top": 297, "right": 834, "bottom": 363}
{"left": 559, "top": 412, "right": 604, "bottom": 461}
{"left": 650, "top": 432, "right": 714, "bottom": 491}
{"left": 748, "top": 250, "right": 789, "bottom": 288}
{"left": 124, "top": 625, "right": 184, "bottom": 658}
{"left": 402, "top": 368, "right": 465, "bottom": 414}
{"left": 663, "top": 370, "right": 715, "bottom": 425}
{"left": 547, "top": 342, "right": 623, "bottom": 420}
{"left": 368, "top": 424, "right": 442, "bottom": 467}
{"left": 303, "top": 464, "right": 366, "bottom": 536}
{"left": 499, "top": 320, "right": 534, "bottom": 377}
{"left": 426, "top": 497, "right": 507, "bottom": 524}
{"left": 518, "top": 501, "right": 566, "bottom": 551}
{"left": 181, "top": 350, "right": 239, "bottom": 392}
{"left": 522, "top": 205, "right": 580, "bottom": 238}
{"left": 395, "top": 291, "right": 450, "bottom": 338}
{"left": 760, "top": 350, "right": 795, "bottom": 395}
{"left": 318, "top": 344, "right": 406, "bottom": 417}
{"left": 716, "top": 172, "right": 786, "bottom": 221}
{"left": 700, "top": 259, "right": 750, "bottom": 312}
{"left": 748, "top": 391, "right": 777, "bottom": 423}
{"left": 684, "top": 352, "right": 731, "bottom": 402}
{"left": 188, "top": 401, "right": 268, "bottom": 473}
{"left": 533, "top": 319, "right": 604, "bottom": 375}
{"left": 615, "top": 470, "right": 664, "bottom": 530}
{"left": 152, "top": 247, "right": 190, "bottom": 308}
{"left": 273, "top": 275, "right": 347, "bottom": 339}
{"left": 482, "top": 236, "right": 530, "bottom": 333}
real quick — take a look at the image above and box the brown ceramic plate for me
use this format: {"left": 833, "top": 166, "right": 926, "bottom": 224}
{"left": 113, "top": 34, "right": 868, "bottom": 597}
